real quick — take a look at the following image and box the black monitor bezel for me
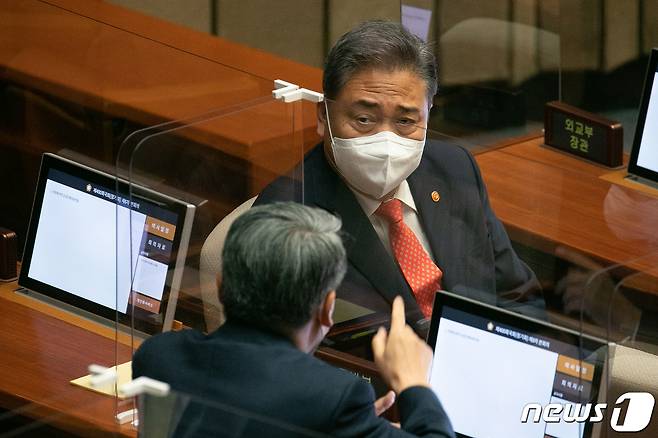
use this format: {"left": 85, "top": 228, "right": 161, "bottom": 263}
{"left": 628, "top": 48, "right": 658, "bottom": 182}
{"left": 427, "top": 291, "right": 606, "bottom": 438}
{"left": 19, "top": 153, "right": 191, "bottom": 335}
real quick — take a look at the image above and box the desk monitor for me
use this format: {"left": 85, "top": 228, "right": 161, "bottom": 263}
{"left": 629, "top": 48, "right": 658, "bottom": 183}
{"left": 427, "top": 291, "right": 606, "bottom": 438}
{"left": 19, "top": 153, "right": 195, "bottom": 335}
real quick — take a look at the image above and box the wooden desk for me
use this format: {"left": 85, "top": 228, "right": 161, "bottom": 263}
{"left": 1, "top": 0, "right": 322, "bottom": 125}
{"left": 1, "top": 0, "right": 324, "bottom": 260}
{"left": 476, "top": 136, "right": 658, "bottom": 288}
{"left": 0, "top": 0, "right": 322, "bottom": 183}
{"left": 0, "top": 275, "right": 389, "bottom": 435}
{"left": 0, "top": 280, "right": 136, "bottom": 437}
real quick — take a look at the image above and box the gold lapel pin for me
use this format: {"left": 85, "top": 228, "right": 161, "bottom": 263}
{"left": 431, "top": 190, "right": 440, "bottom": 203}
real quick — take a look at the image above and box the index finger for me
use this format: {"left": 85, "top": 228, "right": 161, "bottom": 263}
{"left": 390, "top": 296, "right": 406, "bottom": 332}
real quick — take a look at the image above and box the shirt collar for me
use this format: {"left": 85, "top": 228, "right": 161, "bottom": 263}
{"left": 350, "top": 180, "right": 418, "bottom": 218}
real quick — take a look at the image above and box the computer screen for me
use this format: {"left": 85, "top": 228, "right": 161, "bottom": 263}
{"left": 427, "top": 292, "right": 605, "bottom": 438}
{"left": 19, "top": 154, "right": 195, "bottom": 333}
{"left": 629, "top": 48, "right": 658, "bottom": 181}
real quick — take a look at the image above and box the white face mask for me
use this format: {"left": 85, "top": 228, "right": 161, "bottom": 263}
{"left": 325, "top": 104, "right": 426, "bottom": 199}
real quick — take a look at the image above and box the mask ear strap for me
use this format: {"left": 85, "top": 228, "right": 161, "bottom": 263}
{"left": 324, "top": 100, "right": 336, "bottom": 142}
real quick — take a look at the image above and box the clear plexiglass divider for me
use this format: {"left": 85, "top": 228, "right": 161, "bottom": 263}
{"left": 113, "top": 102, "right": 658, "bottom": 436}
{"left": 138, "top": 391, "right": 329, "bottom": 438}
{"left": 429, "top": 7, "right": 561, "bottom": 150}
{"left": 0, "top": 393, "right": 131, "bottom": 438}
{"left": 0, "top": 386, "right": 329, "bottom": 438}
{"left": 111, "top": 92, "right": 309, "bottom": 424}
{"left": 419, "top": 128, "right": 658, "bottom": 436}
{"left": 502, "top": 139, "right": 658, "bottom": 436}
{"left": 113, "top": 108, "right": 658, "bottom": 436}
{"left": 119, "top": 93, "right": 306, "bottom": 332}
{"left": 137, "top": 388, "right": 331, "bottom": 438}
{"left": 2, "top": 2, "right": 298, "bottom": 434}
{"left": 584, "top": 250, "right": 658, "bottom": 437}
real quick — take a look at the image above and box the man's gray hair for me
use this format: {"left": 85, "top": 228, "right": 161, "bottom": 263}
{"left": 323, "top": 20, "right": 438, "bottom": 100}
{"left": 221, "top": 202, "right": 347, "bottom": 332}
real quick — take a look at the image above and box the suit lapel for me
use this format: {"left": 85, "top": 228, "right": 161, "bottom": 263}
{"left": 304, "top": 147, "right": 417, "bottom": 309}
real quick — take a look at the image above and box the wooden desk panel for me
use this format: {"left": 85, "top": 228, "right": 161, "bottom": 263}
{"left": 42, "top": 0, "right": 322, "bottom": 92}
{"left": 1, "top": 0, "right": 322, "bottom": 121}
{"left": 0, "top": 281, "right": 136, "bottom": 437}
{"left": 1, "top": 1, "right": 266, "bottom": 126}
{"left": 500, "top": 139, "right": 629, "bottom": 176}
{"left": 1, "top": 0, "right": 323, "bottom": 256}
{"left": 476, "top": 136, "right": 658, "bottom": 282}
{"left": 0, "top": 0, "right": 321, "bottom": 178}
{"left": 0, "top": 275, "right": 386, "bottom": 435}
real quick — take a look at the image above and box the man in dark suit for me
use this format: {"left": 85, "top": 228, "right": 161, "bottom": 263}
{"left": 255, "top": 21, "right": 543, "bottom": 328}
{"left": 133, "top": 202, "right": 454, "bottom": 437}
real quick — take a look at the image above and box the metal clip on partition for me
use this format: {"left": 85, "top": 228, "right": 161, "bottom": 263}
{"left": 88, "top": 363, "right": 118, "bottom": 388}
{"left": 115, "top": 376, "right": 170, "bottom": 426}
{"left": 87, "top": 364, "right": 140, "bottom": 426}
{"left": 119, "top": 376, "right": 170, "bottom": 398}
{"left": 272, "top": 79, "right": 324, "bottom": 103}
{"left": 88, "top": 364, "right": 170, "bottom": 398}
{"left": 88, "top": 364, "right": 170, "bottom": 425}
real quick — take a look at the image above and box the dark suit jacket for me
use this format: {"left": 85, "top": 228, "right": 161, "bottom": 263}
{"left": 132, "top": 321, "right": 455, "bottom": 437}
{"left": 255, "top": 141, "right": 544, "bottom": 327}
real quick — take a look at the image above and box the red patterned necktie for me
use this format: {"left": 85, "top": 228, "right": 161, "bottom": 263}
{"left": 375, "top": 199, "right": 442, "bottom": 317}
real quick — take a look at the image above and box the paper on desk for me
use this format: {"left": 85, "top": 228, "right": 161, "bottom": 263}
{"left": 70, "top": 361, "right": 132, "bottom": 399}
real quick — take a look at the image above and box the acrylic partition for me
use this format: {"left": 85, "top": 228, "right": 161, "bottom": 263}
{"left": 589, "top": 250, "right": 658, "bottom": 437}
{"left": 116, "top": 92, "right": 309, "bottom": 339}
{"left": 107, "top": 93, "right": 312, "bottom": 434}
{"left": 423, "top": 1, "right": 561, "bottom": 150}
{"left": 471, "top": 133, "right": 658, "bottom": 436}
{"left": 0, "top": 388, "right": 328, "bottom": 438}
{"left": 474, "top": 137, "right": 658, "bottom": 340}
{"left": 556, "top": 1, "right": 658, "bottom": 152}
{"left": 0, "top": 395, "right": 130, "bottom": 437}
{"left": 101, "top": 0, "right": 561, "bottom": 152}
{"left": 112, "top": 118, "right": 658, "bottom": 437}
{"left": 136, "top": 389, "right": 331, "bottom": 438}
{"left": 377, "top": 126, "right": 658, "bottom": 437}
{"left": 0, "top": 0, "right": 277, "bottom": 259}
{"left": 1, "top": 1, "right": 290, "bottom": 435}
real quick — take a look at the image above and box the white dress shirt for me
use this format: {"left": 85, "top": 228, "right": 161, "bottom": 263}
{"left": 350, "top": 180, "right": 435, "bottom": 261}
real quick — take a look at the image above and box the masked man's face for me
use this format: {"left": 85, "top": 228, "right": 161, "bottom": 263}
{"left": 319, "top": 68, "right": 430, "bottom": 157}
{"left": 318, "top": 68, "right": 430, "bottom": 200}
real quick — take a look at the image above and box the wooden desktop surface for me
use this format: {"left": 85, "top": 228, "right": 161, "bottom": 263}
{"left": 0, "top": 280, "right": 137, "bottom": 437}
{"left": 1, "top": 0, "right": 323, "bottom": 191}
{"left": 0, "top": 275, "right": 385, "bottom": 436}
{"left": 476, "top": 136, "right": 658, "bottom": 289}
{"left": 1, "top": 0, "right": 322, "bottom": 124}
